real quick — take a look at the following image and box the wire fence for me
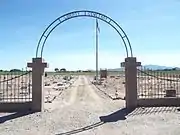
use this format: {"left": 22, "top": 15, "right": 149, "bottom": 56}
{"left": 0, "top": 70, "right": 32, "bottom": 103}
{"left": 137, "top": 66, "right": 180, "bottom": 99}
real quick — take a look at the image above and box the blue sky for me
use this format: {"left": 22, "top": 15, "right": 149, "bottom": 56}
{"left": 0, "top": 0, "right": 180, "bottom": 71}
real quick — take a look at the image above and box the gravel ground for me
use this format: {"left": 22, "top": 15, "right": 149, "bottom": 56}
{"left": 90, "top": 75, "right": 126, "bottom": 99}
{"left": 0, "top": 75, "right": 180, "bottom": 135}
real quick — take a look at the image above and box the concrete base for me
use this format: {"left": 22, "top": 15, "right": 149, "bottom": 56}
{"left": 137, "top": 98, "right": 180, "bottom": 107}
{"left": 0, "top": 102, "right": 32, "bottom": 112}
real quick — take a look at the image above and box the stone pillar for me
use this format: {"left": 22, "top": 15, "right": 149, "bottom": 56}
{"left": 121, "top": 57, "right": 141, "bottom": 109}
{"left": 27, "top": 58, "right": 48, "bottom": 112}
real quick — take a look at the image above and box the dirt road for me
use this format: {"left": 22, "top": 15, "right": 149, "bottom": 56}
{"left": 0, "top": 75, "right": 180, "bottom": 135}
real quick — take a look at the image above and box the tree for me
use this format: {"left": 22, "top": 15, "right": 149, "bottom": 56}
{"left": 54, "top": 68, "right": 59, "bottom": 72}
{"left": 10, "top": 69, "right": 22, "bottom": 72}
{"left": 60, "top": 68, "right": 66, "bottom": 72}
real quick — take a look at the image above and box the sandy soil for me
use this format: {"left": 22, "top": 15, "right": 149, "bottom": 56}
{"left": 0, "top": 75, "right": 180, "bottom": 135}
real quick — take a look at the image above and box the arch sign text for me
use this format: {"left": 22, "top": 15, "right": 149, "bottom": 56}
{"left": 36, "top": 10, "right": 133, "bottom": 58}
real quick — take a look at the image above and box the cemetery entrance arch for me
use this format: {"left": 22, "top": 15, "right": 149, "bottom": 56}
{"left": 31, "top": 10, "right": 135, "bottom": 111}
{"left": 35, "top": 10, "right": 133, "bottom": 57}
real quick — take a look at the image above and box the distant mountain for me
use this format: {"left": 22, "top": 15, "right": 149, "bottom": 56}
{"left": 143, "top": 65, "right": 175, "bottom": 70}
{"left": 108, "top": 65, "right": 180, "bottom": 71}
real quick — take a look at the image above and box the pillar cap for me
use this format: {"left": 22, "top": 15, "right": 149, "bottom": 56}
{"left": 121, "top": 61, "right": 141, "bottom": 67}
{"left": 27, "top": 58, "right": 48, "bottom": 68}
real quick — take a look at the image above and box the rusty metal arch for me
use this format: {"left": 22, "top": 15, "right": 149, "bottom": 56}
{"left": 36, "top": 10, "right": 133, "bottom": 58}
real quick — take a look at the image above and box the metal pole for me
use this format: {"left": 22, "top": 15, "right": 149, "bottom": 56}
{"left": 96, "top": 19, "right": 99, "bottom": 83}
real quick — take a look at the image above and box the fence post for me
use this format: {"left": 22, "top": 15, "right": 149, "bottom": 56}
{"left": 121, "top": 57, "right": 141, "bottom": 109}
{"left": 27, "top": 58, "right": 48, "bottom": 112}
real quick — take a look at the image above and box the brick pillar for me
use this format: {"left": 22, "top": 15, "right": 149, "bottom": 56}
{"left": 27, "top": 58, "right": 48, "bottom": 112}
{"left": 121, "top": 57, "right": 141, "bottom": 109}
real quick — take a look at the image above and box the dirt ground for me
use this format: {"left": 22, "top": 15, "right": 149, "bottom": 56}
{"left": 91, "top": 75, "right": 126, "bottom": 100}
{"left": 0, "top": 75, "right": 180, "bottom": 135}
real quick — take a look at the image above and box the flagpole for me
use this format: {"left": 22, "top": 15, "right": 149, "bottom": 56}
{"left": 95, "top": 19, "right": 98, "bottom": 83}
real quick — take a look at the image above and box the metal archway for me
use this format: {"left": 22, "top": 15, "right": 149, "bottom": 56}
{"left": 36, "top": 10, "right": 133, "bottom": 58}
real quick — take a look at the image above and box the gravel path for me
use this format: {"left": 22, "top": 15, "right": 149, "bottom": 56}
{"left": 0, "top": 75, "right": 180, "bottom": 135}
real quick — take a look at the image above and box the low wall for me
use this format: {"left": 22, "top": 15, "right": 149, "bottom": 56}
{"left": 0, "top": 102, "right": 32, "bottom": 112}
{"left": 137, "top": 98, "right": 180, "bottom": 107}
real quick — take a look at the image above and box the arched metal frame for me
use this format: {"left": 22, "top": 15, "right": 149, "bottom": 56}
{"left": 36, "top": 10, "right": 133, "bottom": 58}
